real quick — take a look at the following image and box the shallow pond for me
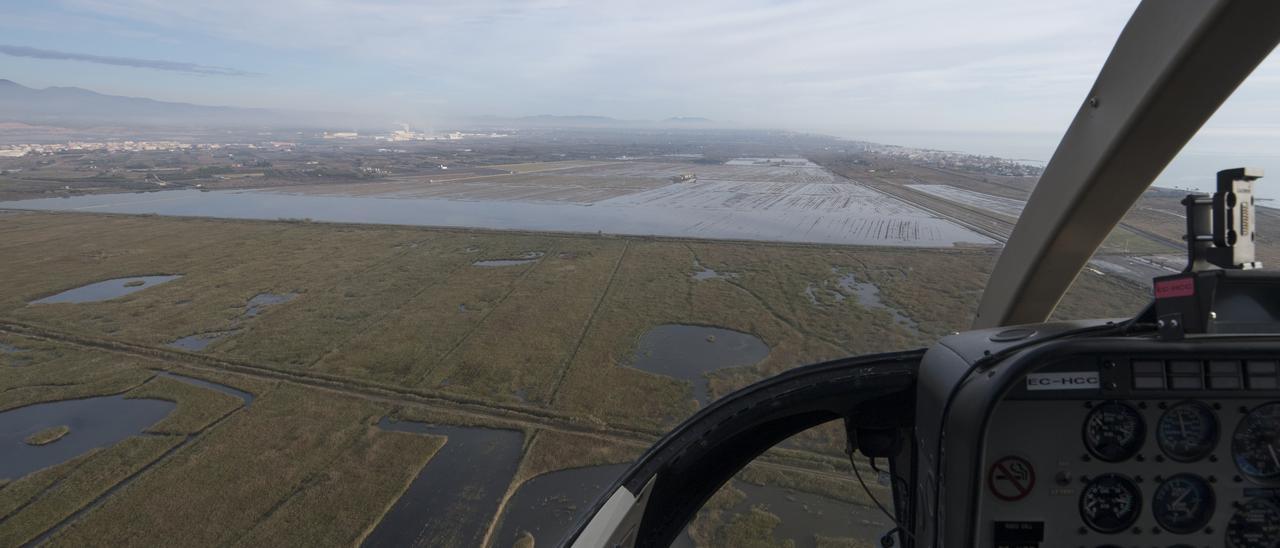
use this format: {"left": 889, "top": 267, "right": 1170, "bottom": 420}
{"left": 243, "top": 292, "right": 298, "bottom": 317}
{"left": 0, "top": 395, "right": 175, "bottom": 479}
{"left": 493, "top": 463, "right": 628, "bottom": 547}
{"left": 166, "top": 292, "right": 296, "bottom": 351}
{"left": 365, "top": 418, "right": 523, "bottom": 548}
{"left": 0, "top": 342, "right": 28, "bottom": 366}
{"left": 834, "top": 270, "right": 918, "bottom": 332}
{"left": 156, "top": 371, "right": 255, "bottom": 406}
{"left": 691, "top": 259, "right": 738, "bottom": 281}
{"left": 30, "top": 275, "right": 182, "bottom": 304}
{"left": 473, "top": 251, "right": 545, "bottom": 267}
{"left": 627, "top": 324, "right": 769, "bottom": 405}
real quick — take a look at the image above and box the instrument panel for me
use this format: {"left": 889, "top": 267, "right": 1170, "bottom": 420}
{"left": 975, "top": 353, "right": 1280, "bottom": 548}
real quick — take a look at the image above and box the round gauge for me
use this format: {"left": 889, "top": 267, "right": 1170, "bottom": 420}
{"left": 1083, "top": 401, "right": 1146, "bottom": 462}
{"left": 1151, "top": 473, "right": 1215, "bottom": 533}
{"left": 1078, "top": 473, "right": 1142, "bottom": 533}
{"left": 1226, "top": 497, "right": 1280, "bottom": 548}
{"left": 1157, "top": 400, "right": 1219, "bottom": 462}
{"left": 1232, "top": 402, "right": 1280, "bottom": 482}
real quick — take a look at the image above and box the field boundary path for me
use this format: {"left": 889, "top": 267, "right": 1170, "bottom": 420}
{"left": 0, "top": 319, "right": 866, "bottom": 484}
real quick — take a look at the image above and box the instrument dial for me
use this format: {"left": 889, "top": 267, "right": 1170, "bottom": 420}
{"left": 1079, "top": 473, "right": 1142, "bottom": 533}
{"left": 1151, "top": 473, "right": 1215, "bottom": 534}
{"left": 1083, "top": 401, "right": 1146, "bottom": 462}
{"left": 1226, "top": 497, "right": 1280, "bottom": 548}
{"left": 1232, "top": 402, "right": 1280, "bottom": 482}
{"left": 1157, "top": 400, "right": 1218, "bottom": 462}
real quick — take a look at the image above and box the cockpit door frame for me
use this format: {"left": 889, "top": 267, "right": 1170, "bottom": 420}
{"left": 975, "top": 0, "right": 1280, "bottom": 328}
{"left": 564, "top": 350, "right": 921, "bottom": 548}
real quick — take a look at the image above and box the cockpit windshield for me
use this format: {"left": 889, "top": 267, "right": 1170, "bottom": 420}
{"left": 1, "top": 2, "right": 1277, "bottom": 547}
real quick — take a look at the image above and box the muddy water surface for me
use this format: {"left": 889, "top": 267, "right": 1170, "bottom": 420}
{"left": 242, "top": 292, "right": 298, "bottom": 317}
{"left": 365, "top": 418, "right": 523, "bottom": 548}
{"left": 473, "top": 251, "right": 544, "bottom": 267}
{"left": 156, "top": 371, "right": 255, "bottom": 406}
{"left": 493, "top": 463, "right": 628, "bottom": 547}
{"left": 30, "top": 275, "right": 182, "bottom": 304}
{"left": 0, "top": 396, "right": 174, "bottom": 479}
{"left": 626, "top": 324, "right": 769, "bottom": 405}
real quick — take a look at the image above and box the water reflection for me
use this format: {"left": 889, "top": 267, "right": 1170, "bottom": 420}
{"left": 691, "top": 259, "right": 738, "bottom": 281}
{"left": 156, "top": 371, "right": 255, "bottom": 406}
{"left": 833, "top": 269, "right": 917, "bottom": 332}
{"left": 31, "top": 275, "right": 182, "bottom": 304}
{"left": 366, "top": 418, "right": 523, "bottom": 548}
{"left": 473, "top": 251, "right": 545, "bottom": 267}
{"left": 0, "top": 189, "right": 994, "bottom": 247}
{"left": 0, "top": 396, "right": 175, "bottom": 479}
{"left": 243, "top": 292, "right": 298, "bottom": 317}
{"left": 626, "top": 324, "right": 769, "bottom": 405}
{"left": 493, "top": 464, "right": 628, "bottom": 547}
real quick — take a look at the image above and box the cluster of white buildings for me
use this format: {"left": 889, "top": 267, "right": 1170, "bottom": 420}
{"left": 360, "top": 127, "right": 512, "bottom": 142}
{"left": 372, "top": 130, "right": 510, "bottom": 142}
{"left": 855, "top": 142, "right": 1044, "bottom": 177}
{"left": 0, "top": 141, "right": 212, "bottom": 158}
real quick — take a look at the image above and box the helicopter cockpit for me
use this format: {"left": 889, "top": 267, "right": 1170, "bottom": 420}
{"left": 566, "top": 2, "right": 1280, "bottom": 547}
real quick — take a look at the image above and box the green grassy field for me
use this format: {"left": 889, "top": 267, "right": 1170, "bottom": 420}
{"left": 3, "top": 212, "right": 1148, "bottom": 426}
{"left": 0, "top": 211, "right": 1153, "bottom": 546}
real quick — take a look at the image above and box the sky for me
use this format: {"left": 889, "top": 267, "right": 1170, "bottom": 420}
{"left": 3, "top": 0, "right": 1280, "bottom": 191}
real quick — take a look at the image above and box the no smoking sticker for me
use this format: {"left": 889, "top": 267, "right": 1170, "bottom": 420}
{"left": 987, "top": 456, "right": 1035, "bottom": 501}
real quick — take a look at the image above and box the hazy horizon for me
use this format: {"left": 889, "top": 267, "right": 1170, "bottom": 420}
{"left": 2, "top": 1, "right": 1144, "bottom": 133}
{"left": 5, "top": 0, "right": 1280, "bottom": 196}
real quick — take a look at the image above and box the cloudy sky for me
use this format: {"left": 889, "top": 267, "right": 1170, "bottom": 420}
{"left": 3, "top": 0, "right": 1280, "bottom": 168}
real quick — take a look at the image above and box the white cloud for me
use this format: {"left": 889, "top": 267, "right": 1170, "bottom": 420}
{"left": 38, "top": 0, "right": 1266, "bottom": 136}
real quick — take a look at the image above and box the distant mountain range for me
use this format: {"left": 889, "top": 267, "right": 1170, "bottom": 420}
{"left": 0, "top": 79, "right": 317, "bottom": 128}
{"left": 664, "top": 116, "right": 713, "bottom": 124}
{"left": 0, "top": 78, "right": 719, "bottom": 130}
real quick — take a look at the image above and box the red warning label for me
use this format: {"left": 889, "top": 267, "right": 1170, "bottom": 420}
{"left": 987, "top": 456, "right": 1035, "bottom": 502}
{"left": 1155, "top": 277, "right": 1195, "bottom": 299}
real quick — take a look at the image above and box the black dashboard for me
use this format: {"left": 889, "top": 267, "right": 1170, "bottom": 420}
{"left": 984, "top": 354, "right": 1279, "bottom": 547}
{"left": 911, "top": 326, "right": 1280, "bottom": 548}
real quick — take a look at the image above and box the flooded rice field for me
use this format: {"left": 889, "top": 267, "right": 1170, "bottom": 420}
{"left": 0, "top": 160, "right": 994, "bottom": 247}
{"left": 905, "top": 184, "right": 1025, "bottom": 218}
{"left": 493, "top": 463, "right": 628, "bottom": 547}
{"left": 1089, "top": 254, "right": 1181, "bottom": 284}
{"left": 473, "top": 251, "right": 545, "bottom": 267}
{"left": 627, "top": 324, "right": 770, "bottom": 405}
{"left": 323, "top": 174, "right": 666, "bottom": 204}
{"left": 156, "top": 371, "right": 255, "bottom": 406}
{"left": 366, "top": 418, "right": 523, "bottom": 548}
{"left": 0, "top": 396, "right": 175, "bottom": 479}
{"left": 30, "top": 275, "right": 182, "bottom": 304}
